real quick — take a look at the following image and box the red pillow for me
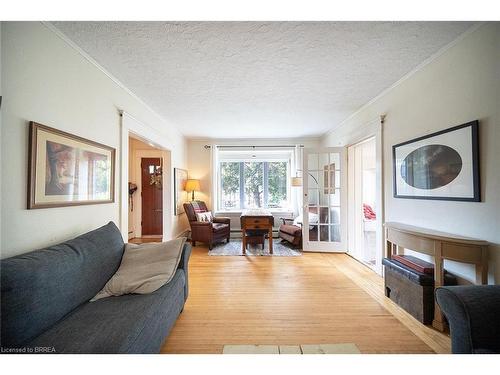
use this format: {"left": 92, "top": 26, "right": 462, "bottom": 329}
{"left": 363, "top": 203, "right": 376, "bottom": 220}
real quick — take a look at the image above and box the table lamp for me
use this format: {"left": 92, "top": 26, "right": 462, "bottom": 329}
{"left": 185, "top": 179, "right": 201, "bottom": 201}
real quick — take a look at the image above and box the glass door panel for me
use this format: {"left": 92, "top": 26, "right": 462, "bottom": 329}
{"left": 303, "top": 147, "right": 347, "bottom": 252}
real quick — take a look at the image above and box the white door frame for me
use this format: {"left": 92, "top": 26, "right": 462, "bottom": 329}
{"left": 131, "top": 150, "right": 165, "bottom": 238}
{"left": 302, "top": 147, "right": 348, "bottom": 252}
{"left": 120, "top": 111, "right": 173, "bottom": 242}
{"left": 346, "top": 121, "right": 384, "bottom": 275}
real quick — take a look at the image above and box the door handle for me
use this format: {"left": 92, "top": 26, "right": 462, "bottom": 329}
{"left": 154, "top": 209, "right": 163, "bottom": 212}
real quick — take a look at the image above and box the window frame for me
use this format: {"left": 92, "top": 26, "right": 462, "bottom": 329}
{"left": 217, "top": 159, "right": 291, "bottom": 212}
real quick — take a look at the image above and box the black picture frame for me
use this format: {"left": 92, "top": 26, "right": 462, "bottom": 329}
{"left": 392, "top": 120, "right": 480, "bottom": 202}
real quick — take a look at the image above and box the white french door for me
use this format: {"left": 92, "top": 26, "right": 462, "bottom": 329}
{"left": 302, "top": 147, "right": 347, "bottom": 252}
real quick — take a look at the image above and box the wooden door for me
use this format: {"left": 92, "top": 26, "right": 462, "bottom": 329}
{"left": 141, "top": 157, "right": 163, "bottom": 235}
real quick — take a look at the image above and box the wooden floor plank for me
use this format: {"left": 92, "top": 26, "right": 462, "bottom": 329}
{"left": 160, "top": 246, "right": 449, "bottom": 354}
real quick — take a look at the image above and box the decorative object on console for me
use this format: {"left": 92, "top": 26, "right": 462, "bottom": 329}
{"left": 185, "top": 178, "right": 201, "bottom": 201}
{"left": 174, "top": 168, "right": 188, "bottom": 215}
{"left": 392, "top": 120, "right": 479, "bottom": 201}
{"left": 392, "top": 254, "right": 434, "bottom": 274}
{"left": 28, "top": 121, "right": 115, "bottom": 209}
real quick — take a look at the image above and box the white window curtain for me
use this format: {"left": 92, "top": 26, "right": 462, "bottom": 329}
{"left": 291, "top": 145, "right": 303, "bottom": 217}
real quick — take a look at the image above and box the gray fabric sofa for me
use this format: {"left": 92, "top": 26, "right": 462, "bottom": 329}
{"left": 0, "top": 222, "right": 191, "bottom": 354}
{"left": 435, "top": 285, "right": 500, "bottom": 354}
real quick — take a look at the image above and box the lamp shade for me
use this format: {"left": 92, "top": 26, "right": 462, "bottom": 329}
{"left": 185, "top": 179, "right": 201, "bottom": 192}
{"left": 291, "top": 176, "right": 303, "bottom": 187}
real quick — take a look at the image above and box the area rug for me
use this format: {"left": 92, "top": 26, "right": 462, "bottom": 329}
{"left": 208, "top": 240, "right": 301, "bottom": 256}
{"left": 222, "top": 344, "right": 361, "bottom": 354}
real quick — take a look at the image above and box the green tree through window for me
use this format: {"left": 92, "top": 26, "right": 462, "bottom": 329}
{"left": 219, "top": 161, "right": 288, "bottom": 210}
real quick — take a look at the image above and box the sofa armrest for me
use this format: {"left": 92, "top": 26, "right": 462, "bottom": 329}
{"left": 213, "top": 216, "right": 231, "bottom": 225}
{"left": 178, "top": 242, "right": 192, "bottom": 301}
{"left": 435, "top": 285, "right": 500, "bottom": 354}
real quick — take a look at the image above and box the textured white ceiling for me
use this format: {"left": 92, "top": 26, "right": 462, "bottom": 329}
{"left": 52, "top": 22, "right": 473, "bottom": 139}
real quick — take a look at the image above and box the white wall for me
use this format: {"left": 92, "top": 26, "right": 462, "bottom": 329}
{"left": 321, "top": 23, "right": 500, "bottom": 283}
{"left": 1, "top": 22, "right": 189, "bottom": 258}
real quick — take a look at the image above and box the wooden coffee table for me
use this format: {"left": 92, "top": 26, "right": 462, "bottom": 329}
{"left": 240, "top": 210, "right": 274, "bottom": 255}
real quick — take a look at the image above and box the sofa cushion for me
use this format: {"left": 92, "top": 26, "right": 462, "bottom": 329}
{"left": 280, "top": 224, "right": 302, "bottom": 236}
{"left": 1, "top": 222, "right": 125, "bottom": 348}
{"left": 27, "top": 270, "right": 186, "bottom": 354}
{"left": 91, "top": 238, "right": 186, "bottom": 301}
{"left": 212, "top": 223, "right": 229, "bottom": 232}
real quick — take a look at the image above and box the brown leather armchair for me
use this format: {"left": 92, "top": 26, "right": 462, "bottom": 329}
{"left": 184, "top": 201, "right": 231, "bottom": 250}
{"left": 278, "top": 218, "right": 302, "bottom": 247}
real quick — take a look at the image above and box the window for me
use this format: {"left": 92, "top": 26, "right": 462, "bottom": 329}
{"left": 219, "top": 160, "right": 289, "bottom": 211}
{"left": 220, "top": 162, "right": 241, "bottom": 210}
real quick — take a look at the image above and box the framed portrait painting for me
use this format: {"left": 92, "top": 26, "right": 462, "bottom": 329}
{"left": 392, "top": 120, "right": 479, "bottom": 202}
{"left": 174, "top": 168, "right": 188, "bottom": 215}
{"left": 28, "top": 122, "right": 115, "bottom": 209}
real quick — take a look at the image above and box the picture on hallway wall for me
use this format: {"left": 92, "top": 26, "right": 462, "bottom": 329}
{"left": 392, "top": 120, "right": 479, "bottom": 202}
{"left": 174, "top": 167, "right": 188, "bottom": 215}
{"left": 28, "top": 122, "right": 115, "bottom": 209}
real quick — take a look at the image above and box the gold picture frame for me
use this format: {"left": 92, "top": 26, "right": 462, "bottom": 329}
{"left": 28, "top": 122, "right": 116, "bottom": 209}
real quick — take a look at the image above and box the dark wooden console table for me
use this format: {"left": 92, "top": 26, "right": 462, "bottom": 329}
{"left": 384, "top": 222, "right": 489, "bottom": 332}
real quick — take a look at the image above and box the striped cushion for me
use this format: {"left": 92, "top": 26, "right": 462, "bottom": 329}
{"left": 191, "top": 201, "right": 205, "bottom": 213}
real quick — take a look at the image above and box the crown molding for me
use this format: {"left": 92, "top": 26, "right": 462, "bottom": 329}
{"left": 186, "top": 136, "right": 322, "bottom": 143}
{"left": 321, "top": 22, "right": 485, "bottom": 140}
{"left": 41, "top": 21, "right": 185, "bottom": 140}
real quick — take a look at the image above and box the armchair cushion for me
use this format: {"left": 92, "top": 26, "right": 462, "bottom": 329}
{"left": 212, "top": 223, "right": 230, "bottom": 233}
{"left": 213, "top": 216, "right": 231, "bottom": 225}
{"left": 280, "top": 224, "right": 302, "bottom": 236}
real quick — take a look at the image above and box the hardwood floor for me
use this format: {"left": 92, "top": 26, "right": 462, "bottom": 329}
{"left": 129, "top": 237, "right": 162, "bottom": 244}
{"left": 161, "top": 245, "right": 451, "bottom": 354}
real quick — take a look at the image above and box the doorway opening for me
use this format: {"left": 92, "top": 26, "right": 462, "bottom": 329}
{"left": 347, "top": 137, "right": 379, "bottom": 271}
{"left": 128, "top": 136, "right": 165, "bottom": 241}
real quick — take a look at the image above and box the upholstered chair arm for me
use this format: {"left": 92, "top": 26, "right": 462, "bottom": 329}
{"left": 190, "top": 221, "right": 213, "bottom": 241}
{"left": 213, "top": 216, "right": 231, "bottom": 225}
{"left": 280, "top": 218, "right": 294, "bottom": 225}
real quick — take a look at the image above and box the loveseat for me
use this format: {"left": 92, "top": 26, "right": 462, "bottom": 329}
{"left": 0, "top": 222, "right": 191, "bottom": 354}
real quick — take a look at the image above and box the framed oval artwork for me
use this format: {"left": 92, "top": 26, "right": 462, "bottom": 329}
{"left": 392, "top": 120, "right": 479, "bottom": 202}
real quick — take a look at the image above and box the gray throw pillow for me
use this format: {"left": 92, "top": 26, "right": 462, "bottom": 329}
{"left": 91, "top": 237, "right": 186, "bottom": 301}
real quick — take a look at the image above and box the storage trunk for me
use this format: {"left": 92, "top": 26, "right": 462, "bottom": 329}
{"left": 383, "top": 258, "right": 456, "bottom": 325}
